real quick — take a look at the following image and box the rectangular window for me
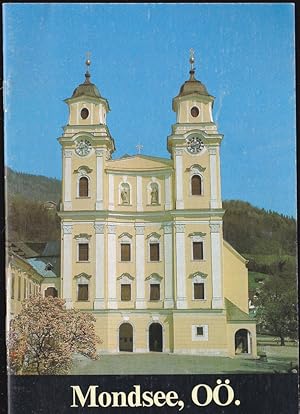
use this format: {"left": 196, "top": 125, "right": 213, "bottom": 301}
{"left": 11, "top": 275, "right": 15, "bottom": 299}
{"left": 194, "top": 283, "right": 205, "bottom": 300}
{"left": 121, "top": 243, "right": 131, "bottom": 261}
{"left": 196, "top": 326, "right": 204, "bottom": 336}
{"left": 121, "top": 284, "right": 131, "bottom": 301}
{"left": 18, "top": 276, "right": 21, "bottom": 300}
{"left": 150, "top": 284, "right": 160, "bottom": 301}
{"left": 193, "top": 241, "right": 204, "bottom": 260}
{"left": 78, "top": 284, "right": 88, "bottom": 301}
{"left": 150, "top": 243, "right": 160, "bottom": 261}
{"left": 78, "top": 243, "right": 89, "bottom": 261}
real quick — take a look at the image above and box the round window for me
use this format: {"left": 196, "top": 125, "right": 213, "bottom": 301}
{"left": 80, "top": 108, "right": 89, "bottom": 119}
{"left": 191, "top": 106, "right": 199, "bottom": 118}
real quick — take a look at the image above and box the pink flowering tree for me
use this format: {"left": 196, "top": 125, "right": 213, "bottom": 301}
{"left": 8, "top": 295, "right": 101, "bottom": 375}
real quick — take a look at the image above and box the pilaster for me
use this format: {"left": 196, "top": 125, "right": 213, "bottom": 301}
{"left": 135, "top": 224, "right": 145, "bottom": 308}
{"left": 62, "top": 223, "right": 73, "bottom": 309}
{"left": 94, "top": 223, "right": 105, "bottom": 309}
{"left": 210, "top": 222, "right": 223, "bottom": 309}
{"left": 107, "top": 224, "right": 117, "bottom": 309}
{"left": 175, "top": 223, "right": 187, "bottom": 308}
{"left": 63, "top": 149, "right": 73, "bottom": 210}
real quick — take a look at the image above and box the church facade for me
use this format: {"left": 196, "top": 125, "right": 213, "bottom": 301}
{"left": 58, "top": 56, "right": 257, "bottom": 357}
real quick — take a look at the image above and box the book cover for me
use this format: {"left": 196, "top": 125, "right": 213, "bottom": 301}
{"left": 3, "top": 3, "right": 298, "bottom": 413}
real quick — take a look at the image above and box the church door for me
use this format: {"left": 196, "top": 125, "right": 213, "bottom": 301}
{"left": 149, "top": 323, "right": 163, "bottom": 352}
{"left": 119, "top": 323, "right": 133, "bottom": 352}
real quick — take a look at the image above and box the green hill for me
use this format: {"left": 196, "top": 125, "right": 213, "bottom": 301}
{"left": 5, "top": 169, "right": 297, "bottom": 264}
{"left": 5, "top": 167, "right": 61, "bottom": 204}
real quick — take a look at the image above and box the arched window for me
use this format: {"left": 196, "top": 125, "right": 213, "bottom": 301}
{"left": 79, "top": 176, "right": 89, "bottom": 197}
{"left": 191, "top": 175, "right": 202, "bottom": 195}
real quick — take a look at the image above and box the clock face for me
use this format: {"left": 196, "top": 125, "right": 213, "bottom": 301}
{"left": 186, "top": 136, "right": 205, "bottom": 154}
{"left": 75, "top": 139, "right": 92, "bottom": 156}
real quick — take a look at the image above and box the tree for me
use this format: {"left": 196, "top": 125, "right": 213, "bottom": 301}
{"left": 8, "top": 295, "right": 101, "bottom": 374}
{"left": 255, "top": 264, "right": 297, "bottom": 346}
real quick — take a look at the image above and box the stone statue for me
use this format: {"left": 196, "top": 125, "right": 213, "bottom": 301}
{"left": 151, "top": 184, "right": 159, "bottom": 204}
{"left": 121, "top": 184, "right": 130, "bottom": 204}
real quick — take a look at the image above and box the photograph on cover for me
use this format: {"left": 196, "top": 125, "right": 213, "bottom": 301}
{"left": 4, "top": 3, "right": 297, "bottom": 378}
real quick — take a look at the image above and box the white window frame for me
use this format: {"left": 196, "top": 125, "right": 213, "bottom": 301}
{"left": 145, "top": 273, "right": 162, "bottom": 301}
{"left": 75, "top": 233, "right": 91, "bottom": 262}
{"left": 147, "top": 232, "right": 161, "bottom": 262}
{"left": 190, "top": 272, "right": 207, "bottom": 301}
{"left": 192, "top": 324, "right": 209, "bottom": 341}
{"left": 188, "top": 164, "right": 205, "bottom": 197}
{"left": 118, "top": 233, "right": 133, "bottom": 262}
{"left": 189, "top": 232, "right": 206, "bottom": 261}
{"left": 117, "top": 273, "right": 134, "bottom": 302}
{"left": 74, "top": 272, "right": 91, "bottom": 301}
{"left": 76, "top": 167, "right": 92, "bottom": 198}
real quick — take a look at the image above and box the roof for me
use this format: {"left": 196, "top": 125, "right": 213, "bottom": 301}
{"left": 71, "top": 72, "right": 101, "bottom": 99}
{"left": 26, "top": 257, "right": 59, "bottom": 278}
{"left": 42, "top": 240, "right": 60, "bottom": 257}
{"left": 225, "top": 298, "right": 254, "bottom": 322}
{"left": 7, "top": 242, "right": 40, "bottom": 258}
{"left": 176, "top": 70, "right": 210, "bottom": 98}
{"left": 223, "top": 240, "right": 248, "bottom": 264}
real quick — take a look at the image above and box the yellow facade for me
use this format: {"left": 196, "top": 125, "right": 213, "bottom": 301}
{"left": 58, "top": 61, "right": 257, "bottom": 358}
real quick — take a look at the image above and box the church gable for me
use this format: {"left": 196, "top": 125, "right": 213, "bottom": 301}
{"left": 106, "top": 155, "right": 172, "bottom": 173}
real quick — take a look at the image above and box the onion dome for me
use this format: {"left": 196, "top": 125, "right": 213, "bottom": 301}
{"left": 175, "top": 49, "right": 211, "bottom": 98}
{"left": 71, "top": 71, "right": 101, "bottom": 99}
{"left": 177, "top": 69, "right": 210, "bottom": 97}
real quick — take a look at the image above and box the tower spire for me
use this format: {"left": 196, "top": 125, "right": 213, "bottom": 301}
{"left": 189, "top": 48, "right": 196, "bottom": 81}
{"left": 84, "top": 51, "right": 91, "bottom": 83}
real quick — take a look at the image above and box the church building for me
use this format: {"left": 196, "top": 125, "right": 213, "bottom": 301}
{"left": 58, "top": 53, "right": 257, "bottom": 357}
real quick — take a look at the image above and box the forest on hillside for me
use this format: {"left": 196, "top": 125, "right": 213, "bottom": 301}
{"left": 5, "top": 168, "right": 296, "bottom": 260}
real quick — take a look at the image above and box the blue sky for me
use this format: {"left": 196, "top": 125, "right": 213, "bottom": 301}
{"left": 3, "top": 4, "right": 296, "bottom": 217}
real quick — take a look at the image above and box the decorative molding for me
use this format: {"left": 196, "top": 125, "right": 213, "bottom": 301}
{"left": 74, "top": 233, "right": 91, "bottom": 240}
{"left": 208, "top": 147, "right": 217, "bottom": 155}
{"left": 145, "top": 273, "right": 163, "bottom": 282}
{"left": 117, "top": 273, "right": 135, "bottom": 281}
{"left": 107, "top": 224, "right": 116, "bottom": 234}
{"left": 135, "top": 225, "right": 145, "bottom": 235}
{"left": 174, "top": 148, "right": 184, "bottom": 156}
{"left": 210, "top": 223, "right": 221, "bottom": 233}
{"left": 73, "top": 165, "right": 93, "bottom": 174}
{"left": 62, "top": 224, "right": 73, "bottom": 234}
{"left": 64, "top": 149, "right": 73, "bottom": 158}
{"left": 146, "top": 232, "right": 161, "bottom": 240}
{"left": 73, "top": 272, "right": 92, "bottom": 280}
{"left": 118, "top": 232, "right": 133, "bottom": 239}
{"left": 188, "top": 232, "right": 206, "bottom": 238}
{"left": 95, "top": 148, "right": 106, "bottom": 157}
{"left": 175, "top": 224, "right": 185, "bottom": 233}
{"left": 94, "top": 223, "right": 105, "bottom": 234}
{"left": 189, "top": 271, "right": 208, "bottom": 279}
{"left": 186, "top": 164, "right": 206, "bottom": 173}
{"left": 163, "top": 223, "right": 173, "bottom": 234}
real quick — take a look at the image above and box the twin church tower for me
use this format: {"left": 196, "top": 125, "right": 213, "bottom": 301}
{"left": 58, "top": 53, "right": 256, "bottom": 356}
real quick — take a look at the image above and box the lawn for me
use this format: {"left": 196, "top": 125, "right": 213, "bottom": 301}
{"left": 70, "top": 336, "right": 298, "bottom": 375}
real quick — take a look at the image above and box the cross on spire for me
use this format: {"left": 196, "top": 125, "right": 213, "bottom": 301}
{"left": 189, "top": 48, "right": 195, "bottom": 71}
{"left": 85, "top": 51, "right": 91, "bottom": 70}
{"left": 136, "top": 143, "right": 143, "bottom": 154}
